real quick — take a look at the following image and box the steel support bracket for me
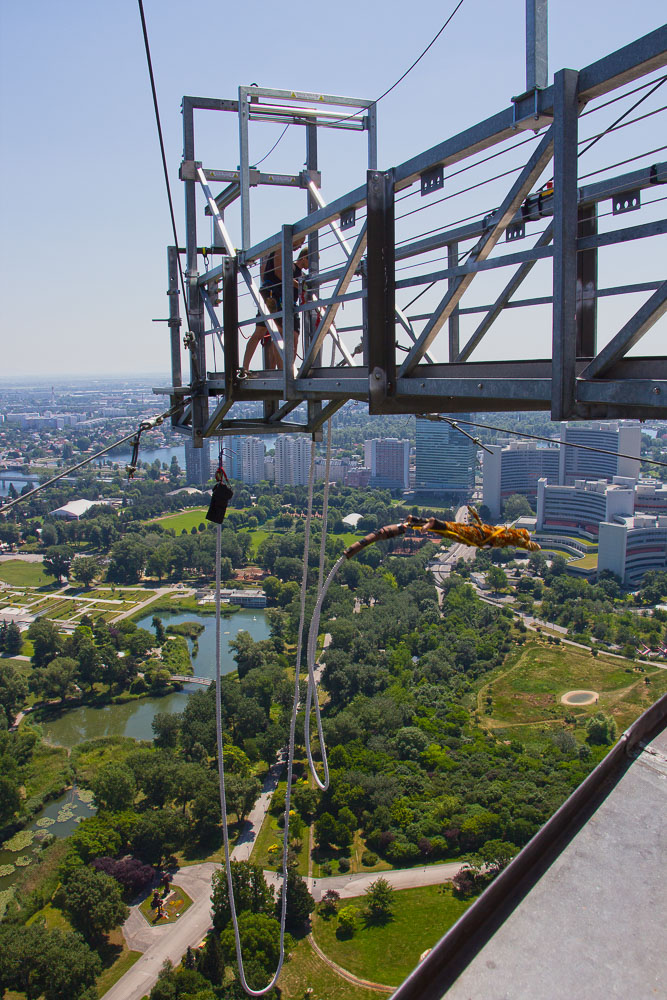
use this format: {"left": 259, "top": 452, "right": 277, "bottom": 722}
{"left": 299, "top": 169, "right": 322, "bottom": 189}
{"left": 612, "top": 189, "right": 641, "bottom": 215}
{"left": 511, "top": 87, "right": 553, "bottom": 131}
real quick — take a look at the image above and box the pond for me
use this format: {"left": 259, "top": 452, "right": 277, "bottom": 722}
{"left": 135, "top": 607, "right": 271, "bottom": 680}
{"left": 561, "top": 690, "right": 598, "bottom": 705}
{"left": 0, "top": 786, "right": 96, "bottom": 896}
{"left": 39, "top": 608, "right": 270, "bottom": 748}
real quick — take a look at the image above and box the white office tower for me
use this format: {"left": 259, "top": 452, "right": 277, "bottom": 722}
{"left": 364, "top": 438, "right": 410, "bottom": 490}
{"left": 184, "top": 438, "right": 211, "bottom": 487}
{"left": 599, "top": 515, "right": 667, "bottom": 584}
{"left": 242, "top": 437, "right": 266, "bottom": 484}
{"left": 536, "top": 477, "right": 634, "bottom": 535}
{"left": 559, "top": 423, "right": 641, "bottom": 484}
{"left": 275, "top": 436, "right": 311, "bottom": 486}
{"left": 483, "top": 441, "right": 560, "bottom": 519}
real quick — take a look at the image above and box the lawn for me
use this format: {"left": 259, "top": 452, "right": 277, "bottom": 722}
{"left": 239, "top": 527, "right": 271, "bottom": 557}
{"left": 568, "top": 553, "right": 599, "bottom": 570}
{"left": 26, "top": 901, "right": 72, "bottom": 931}
{"left": 139, "top": 883, "right": 193, "bottom": 925}
{"left": 478, "top": 639, "right": 666, "bottom": 728}
{"left": 0, "top": 560, "right": 56, "bottom": 587}
{"left": 96, "top": 942, "right": 142, "bottom": 997}
{"left": 311, "top": 884, "right": 474, "bottom": 987}
{"left": 277, "top": 935, "right": 380, "bottom": 1000}
{"left": 152, "top": 507, "right": 209, "bottom": 533}
{"left": 250, "top": 782, "right": 309, "bottom": 877}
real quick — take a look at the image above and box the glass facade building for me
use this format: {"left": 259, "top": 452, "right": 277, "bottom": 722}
{"left": 415, "top": 416, "right": 475, "bottom": 499}
{"left": 184, "top": 438, "right": 211, "bottom": 487}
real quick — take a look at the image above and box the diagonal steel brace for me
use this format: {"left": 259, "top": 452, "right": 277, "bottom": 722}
{"left": 196, "top": 166, "right": 285, "bottom": 362}
{"left": 457, "top": 222, "right": 554, "bottom": 361}
{"left": 399, "top": 128, "right": 555, "bottom": 377}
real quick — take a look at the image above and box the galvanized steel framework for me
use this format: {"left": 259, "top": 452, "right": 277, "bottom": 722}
{"left": 155, "top": 23, "right": 667, "bottom": 446}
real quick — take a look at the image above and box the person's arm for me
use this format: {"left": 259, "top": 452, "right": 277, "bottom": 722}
{"left": 295, "top": 247, "right": 309, "bottom": 272}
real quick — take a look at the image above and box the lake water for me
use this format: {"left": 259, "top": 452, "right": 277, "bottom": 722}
{"left": 0, "top": 786, "right": 96, "bottom": 895}
{"left": 40, "top": 607, "right": 270, "bottom": 748}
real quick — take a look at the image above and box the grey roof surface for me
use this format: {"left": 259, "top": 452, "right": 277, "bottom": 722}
{"left": 444, "top": 728, "right": 667, "bottom": 1000}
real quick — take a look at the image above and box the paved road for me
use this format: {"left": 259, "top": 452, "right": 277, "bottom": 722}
{"left": 0, "top": 552, "right": 44, "bottom": 563}
{"left": 106, "top": 857, "right": 465, "bottom": 1000}
{"left": 429, "top": 505, "right": 477, "bottom": 588}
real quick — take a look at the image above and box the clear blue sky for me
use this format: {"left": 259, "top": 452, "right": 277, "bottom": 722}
{"left": 1, "top": 1, "right": 665, "bottom": 376}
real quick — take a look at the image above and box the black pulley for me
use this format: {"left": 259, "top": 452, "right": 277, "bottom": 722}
{"left": 206, "top": 481, "right": 234, "bottom": 524}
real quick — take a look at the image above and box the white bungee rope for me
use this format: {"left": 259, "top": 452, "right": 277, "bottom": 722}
{"left": 214, "top": 439, "right": 319, "bottom": 995}
{"left": 304, "top": 416, "right": 334, "bottom": 791}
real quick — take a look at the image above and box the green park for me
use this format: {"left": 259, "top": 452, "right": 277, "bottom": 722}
{"left": 3, "top": 473, "right": 667, "bottom": 999}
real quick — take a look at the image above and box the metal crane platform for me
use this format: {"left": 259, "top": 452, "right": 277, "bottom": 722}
{"left": 153, "top": 13, "right": 667, "bottom": 445}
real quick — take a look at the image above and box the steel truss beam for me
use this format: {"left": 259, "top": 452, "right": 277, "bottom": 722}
{"left": 580, "top": 280, "right": 667, "bottom": 379}
{"left": 158, "top": 26, "right": 667, "bottom": 436}
{"left": 398, "top": 129, "right": 555, "bottom": 377}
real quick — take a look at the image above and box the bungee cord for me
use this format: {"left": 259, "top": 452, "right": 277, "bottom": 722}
{"left": 212, "top": 439, "right": 318, "bottom": 994}
{"left": 304, "top": 350, "right": 336, "bottom": 790}
{"left": 137, "top": 0, "right": 199, "bottom": 374}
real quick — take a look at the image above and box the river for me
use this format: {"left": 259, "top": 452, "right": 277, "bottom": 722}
{"left": 100, "top": 437, "right": 277, "bottom": 471}
{"left": 39, "top": 607, "right": 270, "bottom": 748}
{"left": 0, "top": 475, "right": 37, "bottom": 497}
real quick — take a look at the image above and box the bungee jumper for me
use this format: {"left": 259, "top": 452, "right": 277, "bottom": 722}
{"left": 241, "top": 236, "right": 310, "bottom": 374}
{"left": 206, "top": 451, "right": 234, "bottom": 525}
{"left": 343, "top": 506, "right": 541, "bottom": 559}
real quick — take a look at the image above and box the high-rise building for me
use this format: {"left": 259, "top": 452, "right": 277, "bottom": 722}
{"left": 275, "top": 436, "right": 311, "bottom": 486}
{"left": 483, "top": 441, "right": 560, "bottom": 519}
{"left": 242, "top": 437, "right": 266, "bottom": 484}
{"left": 415, "top": 417, "right": 475, "bottom": 499}
{"left": 184, "top": 438, "right": 211, "bottom": 487}
{"left": 559, "top": 423, "right": 641, "bottom": 484}
{"left": 222, "top": 436, "right": 242, "bottom": 480}
{"left": 364, "top": 438, "right": 410, "bottom": 490}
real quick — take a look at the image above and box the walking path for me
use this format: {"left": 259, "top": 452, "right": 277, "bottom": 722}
{"left": 102, "top": 752, "right": 286, "bottom": 1000}
{"left": 307, "top": 861, "right": 464, "bottom": 902}
{"left": 103, "top": 724, "right": 462, "bottom": 998}
{"left": 111, "top": 586, "right": 192, "bottom": 623}
{"left": 107, "top": 856, "right": 464, "bottom": 999}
